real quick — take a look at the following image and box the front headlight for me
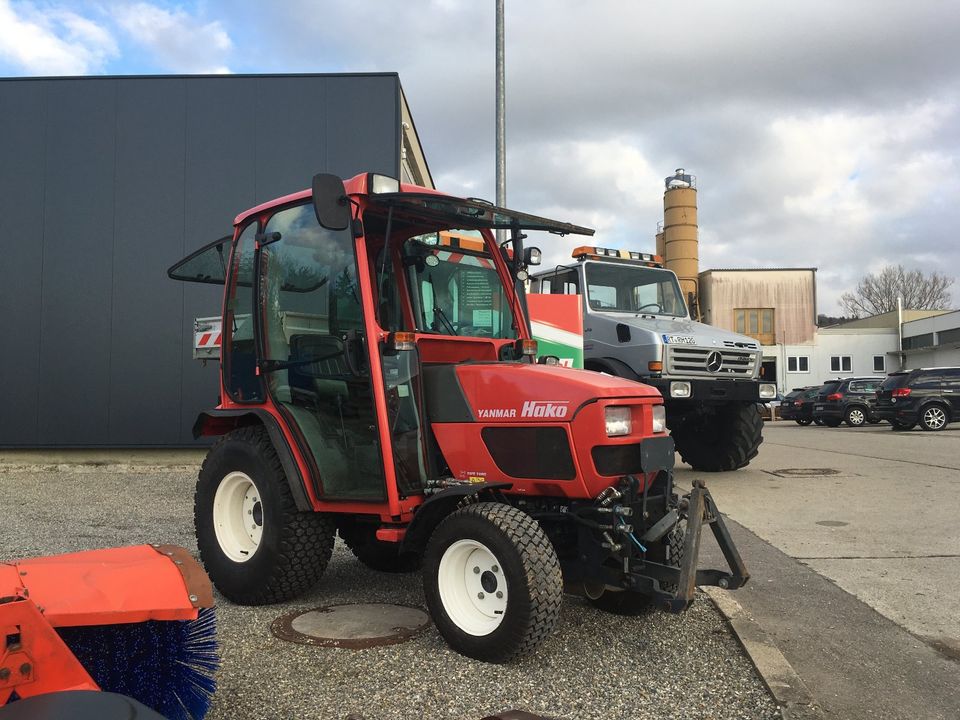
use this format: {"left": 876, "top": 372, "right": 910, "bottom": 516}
{"left": 670, "top": 381, "right": 691, "bottom": 398}
{"left": 652, "top": 405, "right": 666, "bottom": 433}
{"left": 605, "top": 406, "right": 632, "bottom": 437}
{"left": 759, "top": 383, "right": 777, "bottom": 399}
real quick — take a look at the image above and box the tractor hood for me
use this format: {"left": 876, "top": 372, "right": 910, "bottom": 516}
{"left": 440, "top": 362, "right": 661, "bottom": 423}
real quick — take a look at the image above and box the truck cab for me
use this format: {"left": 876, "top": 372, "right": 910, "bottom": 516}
{"left": 531, "top": 247, "right": 776, "bottom": 471}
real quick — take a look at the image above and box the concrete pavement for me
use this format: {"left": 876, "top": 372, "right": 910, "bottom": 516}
{"left": 688, "top": 421, "right": 960, "bottom": 719}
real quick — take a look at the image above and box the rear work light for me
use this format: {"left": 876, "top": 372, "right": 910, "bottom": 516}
{"left": 826, "top": 392, "right": 843, "bottom": 401}
{"left": 892, "top": 388, "right": 912, "bottom": 397}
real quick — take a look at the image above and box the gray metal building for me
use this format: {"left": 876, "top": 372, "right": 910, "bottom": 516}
{"left": 0, "top": 73, "right": 432, "bottom": 447}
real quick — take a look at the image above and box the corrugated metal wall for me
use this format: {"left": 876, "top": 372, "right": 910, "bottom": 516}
{"left": 0, "top": 74, "right": 401, "bottom": 447}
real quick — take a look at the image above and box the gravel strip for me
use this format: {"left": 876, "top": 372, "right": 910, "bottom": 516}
{"left": 1, "top": 463, "right": 779, "bottom": 720}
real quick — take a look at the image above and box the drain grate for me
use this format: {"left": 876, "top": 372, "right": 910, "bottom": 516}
{"left": 272, "top": 603, "right": 430, "bottom": 649}
{"left": 766, "top": 468, "right": 841, "bottom": 478}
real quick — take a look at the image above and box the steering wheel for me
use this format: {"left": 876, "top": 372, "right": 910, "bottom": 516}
{"left": 637, "top": 302, "right": 663, "bottom": 313}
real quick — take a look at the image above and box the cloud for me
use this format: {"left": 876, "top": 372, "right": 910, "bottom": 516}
{"left": 0, "top": 0, "right": 117, "bottom": 74}
{"left": 115, "top": 2, "right": 232, "bottom": 74}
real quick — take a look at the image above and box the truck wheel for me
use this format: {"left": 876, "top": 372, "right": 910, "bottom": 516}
{"left": 813, "top": 418, "right": 825, "bottom": 426}
{"left": 340, "top": 523, "right": 421, "bottom": 573}
{"left": 845, "top": 407, "right": 867, "bottom": 427}
{"left": 822, "top": 418, "right": 842, "bottom": 428}
{"left": 195, "top": 426, "right": 335, "bottom": 605}
{"left": 423, "top": 502, "right": 562, "bottom": 663}
{"left": 890, "top": 419, "right": 917, "bottom": 431}
{"left": 671, "top": 403, "right": 763, "bottom": 472}
{"left": 795, "top": 418, "right": 812, "bottom": 426}
{"left": 588, "top": 523, "right": 685, "bottom": 615}
{"left": 920, "top": 404, "right": 949, "bottom": 431}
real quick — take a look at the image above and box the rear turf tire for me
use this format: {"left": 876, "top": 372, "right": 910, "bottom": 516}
{"left": 670, "top": 403, "right": 763, "bottom": 472}
{"left": 195, "top": 426, "right": 335, "bottom": 605}
{"left": 423, "top": 502, "right": 562, "bottom": 663}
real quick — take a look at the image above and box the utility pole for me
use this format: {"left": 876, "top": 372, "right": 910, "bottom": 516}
{"left": 495, "top": 0, "right": 506, "bottom": 242}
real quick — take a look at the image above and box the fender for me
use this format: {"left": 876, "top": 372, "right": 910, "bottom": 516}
{"left": 401, "top": 482, "right": 512, "bottom": 554}
{"left": 585, "top": 356, "right": 641, "bottom": 381}
{"left": 193, "top": 409, "right": 312, "bottom": 511}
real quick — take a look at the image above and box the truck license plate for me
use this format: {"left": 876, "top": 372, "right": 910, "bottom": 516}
{"left": 663, "top": 335, "right": 696, "bottom": 344}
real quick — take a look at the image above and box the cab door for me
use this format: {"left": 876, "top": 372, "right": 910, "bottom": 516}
{"left": 256, "top": 202, "right": 386, "bottom": 501}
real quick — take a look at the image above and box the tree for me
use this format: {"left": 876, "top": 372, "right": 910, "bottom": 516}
{"left": 839, "top": 265, "right": 954, "bottom": 318}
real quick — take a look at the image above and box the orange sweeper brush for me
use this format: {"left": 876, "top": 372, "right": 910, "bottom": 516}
{"left": 0, "top": 544, "right": 218, "bottom": 719}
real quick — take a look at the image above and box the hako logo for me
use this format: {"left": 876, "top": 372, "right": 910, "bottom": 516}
{"left": 521, "top": 400, "right": 569, "bottom": 418}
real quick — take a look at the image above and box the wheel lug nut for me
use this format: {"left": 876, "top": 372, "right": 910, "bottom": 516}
{"left": 473, "top": 566, "right": 480, "bottom": 574}
{"left": 496, "top": 591, "right": 503, "bottom": 599}
{"left": 492, "top": 565, "right": 499, "bottom": 573}
{"left": 478, "top": 592, "right": 485, "bottom": 599}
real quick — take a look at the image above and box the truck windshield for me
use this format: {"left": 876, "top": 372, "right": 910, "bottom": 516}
{"left": 404, "top": 230, "right": 518, "bottom": 338}
{"left": 584, "top": 262, "right": 686, "bottom": 317}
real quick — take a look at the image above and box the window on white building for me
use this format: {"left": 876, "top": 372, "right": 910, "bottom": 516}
{"left": 787, "top": 356, "right": 809, "bottom": 372}
{"left": 873, "top": 355, "right": 885, "bottom": 372}
{"left": 830, "top": 356, "right": 852, "bottom": 373}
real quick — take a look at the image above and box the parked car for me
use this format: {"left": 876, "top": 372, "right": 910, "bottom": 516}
{"left": 780, "top": 386, "right": 820, "bottom": 425}
{"left": 875, "top": 367, "right": 960, "bottom": 431}
{"left": 813, "top": 377, "right": 884, "bottom": 427}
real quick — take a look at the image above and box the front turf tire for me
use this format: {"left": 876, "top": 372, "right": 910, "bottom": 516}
{"left": 423, "top": 502, "right": 563, "bottom": 663}
{"left": 670, "top": 402, "right": 763, "bottom": 472}
{"left": 195, "top": 426, "right": 335, "bottom": 605}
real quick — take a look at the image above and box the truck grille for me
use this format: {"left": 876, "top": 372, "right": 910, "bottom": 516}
{"left": 666, "top": 345, "right": 758, "bottom": 378}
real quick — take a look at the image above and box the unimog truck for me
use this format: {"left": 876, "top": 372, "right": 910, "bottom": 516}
{"left": 168, "top": 172, "right": 748, "bottom": 662}
{"left": 531, "top": 249, "right": 776, "bottom": 471}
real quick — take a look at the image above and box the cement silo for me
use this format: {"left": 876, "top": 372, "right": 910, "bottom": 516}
{"left": 662, "top": 169, "right": 700, "bottom": 319}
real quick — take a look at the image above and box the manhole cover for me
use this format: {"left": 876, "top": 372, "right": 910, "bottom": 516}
{"left": 271, "top": 603, "right": 430, "bottom": 648}
{"left": 766, "top": 468, "right": 841, "bottom": 478}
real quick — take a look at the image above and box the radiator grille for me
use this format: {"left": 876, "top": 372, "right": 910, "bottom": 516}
{"left": 666, "top": 345, "right": 759, "bottom": 378}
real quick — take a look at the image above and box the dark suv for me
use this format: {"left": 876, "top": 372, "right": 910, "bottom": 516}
{"left": 875, "top": 367, "right": 960, "bottom": 431}
{"left": 813, "top": 377, "right": 884, "bottom": 427}
{"left": 780, "top": 386, "right": 819, "bottom": 425}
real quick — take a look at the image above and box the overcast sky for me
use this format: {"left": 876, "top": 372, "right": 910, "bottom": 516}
{"left": 1, "top": 0, "right": 957, "bottom": 313}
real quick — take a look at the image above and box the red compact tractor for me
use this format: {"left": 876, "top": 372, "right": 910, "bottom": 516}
{"left": 169, "top": 173, "right": 748, "bottom": 662}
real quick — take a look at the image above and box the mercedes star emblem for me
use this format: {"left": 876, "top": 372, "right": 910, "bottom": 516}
{"left": 706, "top": 351, "right": 723, "bottom": 373}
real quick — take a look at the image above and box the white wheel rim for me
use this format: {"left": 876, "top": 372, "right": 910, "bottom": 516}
{"left": 849, "top": 409, "right": 864, "bottom": 424}
{"left": 924, "top": 407, "right": 946, "bottom": 429}
{"left": 213, "top": 471, "right": 263, "bottom": 562}
{"left": 437, "top": 540, "right": 508, "bottom": 636}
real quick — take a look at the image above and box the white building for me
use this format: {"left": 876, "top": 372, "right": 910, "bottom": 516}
{"left": 698, "top": 269, "right": 955, "bottom": 391}
{"left": 900, "top": 309, "right": 960, "bottom": 368}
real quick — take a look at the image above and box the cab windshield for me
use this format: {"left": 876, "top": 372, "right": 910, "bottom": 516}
{"left": 404, "top": 230, "right": 518, "bottom": 338}
{"left": 584, "top": 262, "right": 687, "bottom": 317}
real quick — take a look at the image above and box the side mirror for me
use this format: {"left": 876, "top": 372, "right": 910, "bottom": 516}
{"left": 524, "top": 247, "right": 542, "bottom": 266}
{"left": 312, "top": 173, "right": 351, "bottom": 230}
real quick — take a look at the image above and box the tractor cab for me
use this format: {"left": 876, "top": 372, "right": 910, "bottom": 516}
{"left": 169, "top": 172, "right": 748, "bottom": 664}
